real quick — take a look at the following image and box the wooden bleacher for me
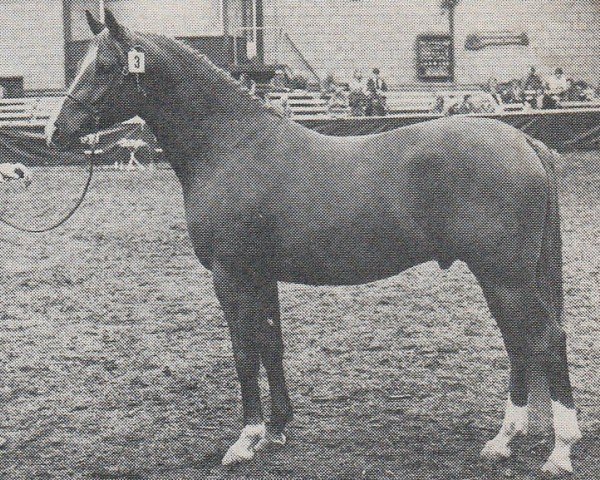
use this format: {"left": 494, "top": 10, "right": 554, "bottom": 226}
{"left": 558, "top": 100, "right": 600, "bottom": 110}
{"left": 0, "top": 96, "right": 62, "bottom": 127}
{"left": 266, "top": 90, "right": 331, "bottom": 119}
{"left": 384, "top": 91, "right": 436, "bottom": 114}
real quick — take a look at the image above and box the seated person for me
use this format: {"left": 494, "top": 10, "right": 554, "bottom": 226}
{"left": 447, "top": 95, "right": 476, "bottom": 115}
{"left": 348, "top": 69, "right": 367, "bottom": 116}
{"left": 487, "top": 77, "right": 503, "bottom": 105}
{"left": 328, "top": 86, "right": 348, "bottom": 116}
{"left": 239, "top": 73, "right": 256, "bottom": 96}
{"left": 525, "top": 87, "right": 546, "bottom": 109}
{"left": 506, "top": 79, "right": 524, "bottom": 104}
{"left": 320, "top": 73, "right": 337, "bottom": 95}
{"left": 270, "top": 69, "right": 290, "bottom": 91}
{"left": 561, "top": 78, "right": 584, "bottom": 102}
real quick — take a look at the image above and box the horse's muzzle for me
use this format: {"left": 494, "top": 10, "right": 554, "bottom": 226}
{"left": 45, "top": 123, "right": 80, "bottom": 150}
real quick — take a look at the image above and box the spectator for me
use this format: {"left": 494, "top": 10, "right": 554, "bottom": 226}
{"left": 366, "top": 68, "right": 388, "bottom": 116}
{"left": 348, "top": 69, "right": 367, "bottom": 116}
{"left": 321, "top": 73, "right": 336, "bottom": 94}
{"left": 524, "top": 66, "right": 543, "bottom": 91}
{"left": 328, "top": 86, "right": 348, "bottom": 117}
{"left": 562, "top": 78, "right": 584, "bottom": 102}
{"left": 508, "top": 79, "right": 524, "bottom": 104}
{"left": 448, "top": 95, "right": 476, "bottom": 115}
{"left": 546, "top": 68, "right": 568, "bottom": 96}
{"left": 290, "top": 74, "right": 308, "bottom": 91}
{"left": 239, "top": 73, "right": 256, "bottom": 96}
{"left": 270, "top": 69, "right": 289, "bottom": 91}
{"left": 525, "top": 87, "right": 546, "bottom": 109}
{"left": 487, "top": 77, "right": 503, "bottom": 105}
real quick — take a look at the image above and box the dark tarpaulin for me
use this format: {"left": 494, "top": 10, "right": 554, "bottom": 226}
{"left": 0, "top": 108, "right": 598, "bottom": 166}
{"left": 0, "top": 122, "right": 160, "bottom": 166}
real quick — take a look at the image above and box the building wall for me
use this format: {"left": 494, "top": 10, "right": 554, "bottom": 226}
{"left": 0, "top": 0, "right": 65, "bottom": 90}
{"left": 454, "top": 0, "right": 600, "bottom": 85}
{"left": 263, "top": 0, "right": 448, "bottom": 84}
{"left": 105, "top": 0, "right": 223, "bottom": 37}
{"left": 264, "top": 0, "right": 600, "bottom": 86}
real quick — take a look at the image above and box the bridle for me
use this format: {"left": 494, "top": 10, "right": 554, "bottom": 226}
{"left": 0, "top": 46, "right": 147, "bottom": 234}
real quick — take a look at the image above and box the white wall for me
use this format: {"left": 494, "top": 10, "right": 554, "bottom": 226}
{"left": 454, "top": 0, "right": 600, "bottom": 84}
{"left": 264, "top": 0, "right": 600, "bottom": 86}
{"left": 105, "top": 0, "right": 223, "bottom": 37}
{"left": 263, "top": 0, "right": 447, "bottom": 85}
{"left": 0, "top": 0, "right": 65, "bottom": 90}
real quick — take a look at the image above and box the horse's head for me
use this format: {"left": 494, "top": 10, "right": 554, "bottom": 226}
{"left": 46, "top": 10, "right": 147, "bottom": 149}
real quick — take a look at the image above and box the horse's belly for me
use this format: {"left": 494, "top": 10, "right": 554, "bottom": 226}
{"left": 274, "top": 227, "right": 432, "bottom": 286}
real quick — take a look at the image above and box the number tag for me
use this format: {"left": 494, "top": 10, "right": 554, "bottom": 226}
{"left": 128, "top": 50, "right": 145, "bottom": 74}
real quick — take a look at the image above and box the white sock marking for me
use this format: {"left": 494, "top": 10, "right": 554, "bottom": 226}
{"left": 481, "top": 397, "right": 528, "bottom": 459}
{"left": 221, "top": 423, "right": 266, "bottom": 465}
{"left": 542, "top": 401, "right": 581, "bottom": 473}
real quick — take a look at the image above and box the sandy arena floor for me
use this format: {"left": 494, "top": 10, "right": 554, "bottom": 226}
{"left": 0, "top": 151, "right": 598, "bottom": 479}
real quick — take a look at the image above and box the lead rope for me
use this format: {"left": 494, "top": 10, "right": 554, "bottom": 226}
{"left": 0, "top": 130, "right": 97, "bottom": 233}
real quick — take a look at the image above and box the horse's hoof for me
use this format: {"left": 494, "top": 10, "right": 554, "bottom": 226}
{"left": 254, "top": 432, "right": 286, "bottom": 452}
{"left": 541, "top": 457, "right": 573, "bottom": 476}
{"left": 221, "top": 443, "right": 255, "bottom": 466}
{"left": 221, "top": 424, "right": 266, "bottom": 466}
{"left": 480, "top": 440, "right": 511, "bottom": 461}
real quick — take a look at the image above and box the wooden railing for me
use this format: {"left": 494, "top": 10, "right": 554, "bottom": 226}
{"left": 0, "top": 96, "right": 62, "bottom": 127}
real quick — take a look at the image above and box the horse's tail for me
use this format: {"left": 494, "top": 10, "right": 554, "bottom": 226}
{"left": 525, "top": 135, "right": 563, "bottom": 322}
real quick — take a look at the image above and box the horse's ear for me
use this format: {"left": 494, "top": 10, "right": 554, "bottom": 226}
{"left": 104, "top": 9, "right": 127, "bottom": 43}
{"left": 85, "top": 10, "right": 105, "bottom": 35}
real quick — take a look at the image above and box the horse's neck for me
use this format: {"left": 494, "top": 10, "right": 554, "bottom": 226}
{"left": 141, "top": 67, "right": 284, "bottom": 183}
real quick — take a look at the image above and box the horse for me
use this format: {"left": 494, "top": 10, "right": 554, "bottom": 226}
{"left": 45, "top": 9, "right": 581, "bottom": 475}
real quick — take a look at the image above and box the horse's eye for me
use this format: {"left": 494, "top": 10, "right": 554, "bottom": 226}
{"left": 96, "top": 63, "right": 114, "bottom": 75}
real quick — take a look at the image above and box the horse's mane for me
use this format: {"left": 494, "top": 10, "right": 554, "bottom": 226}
{"left": 140, "top": 32, "right": 284, "bottom": 119}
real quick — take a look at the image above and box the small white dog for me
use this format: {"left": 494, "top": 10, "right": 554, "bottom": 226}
{"left": 0, "top": 162, "right": 32, "bottom": 187}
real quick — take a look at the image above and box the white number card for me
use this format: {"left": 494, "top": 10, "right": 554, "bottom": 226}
{"left": 128, "top": 50, "right": 145, "bottom": 74}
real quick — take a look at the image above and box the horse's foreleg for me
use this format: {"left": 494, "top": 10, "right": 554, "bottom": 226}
{"left": 254, "top": 280, "right": 292, "bottom": 452}
{"left": 213, "top": 262, "right": 266, "bottom": 465}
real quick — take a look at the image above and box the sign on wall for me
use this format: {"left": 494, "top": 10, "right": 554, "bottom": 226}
{"left": 416, "top": 34, "right": 453, "bottom": 81}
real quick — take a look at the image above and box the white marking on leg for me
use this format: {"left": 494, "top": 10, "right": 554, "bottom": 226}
{"left": 221, "top": 423, "right": 266, "bottom": 466}
{"left": 541, "top": 401, "right": 582, "bottom": 474}
{"left": 481, "top": 397, "right": 528, "bottom": 459}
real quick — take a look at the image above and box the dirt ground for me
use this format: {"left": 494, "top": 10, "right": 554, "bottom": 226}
{"left": 0, "top": 151, "right": 598, "bottom": 480}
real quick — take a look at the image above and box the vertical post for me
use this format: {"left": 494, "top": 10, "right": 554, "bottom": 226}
{"left": 255, "top": 0, "right": 265, "bottom": 64}
{"left": 222, "top": 0, "right": 228, "bottom": 36}
{"left": 62, "top": 0, "right": 72, "bottom": 87}
{"left": 99, "top": 0, "right": 105, "bottom": 21}
{"left": 448, "top": 3, "right": 455, "bottom": 82}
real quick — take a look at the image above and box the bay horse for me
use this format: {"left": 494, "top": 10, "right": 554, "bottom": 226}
{"left": 46, "top": 10, "right": 581, "bottom": 475}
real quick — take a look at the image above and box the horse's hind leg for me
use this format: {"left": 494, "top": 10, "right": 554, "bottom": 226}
{"left": 478, "top": 278, "right": 529, "bottom": 460}
{"left": 475, "top": 270, "right": 581, "bottom": 474}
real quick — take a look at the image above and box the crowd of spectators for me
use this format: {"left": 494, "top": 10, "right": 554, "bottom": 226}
{"left": 258, "top": 64, "right": 600, "bottom": 117}
{"left": 482, "top": 66, "right": 598, "bottom": 111}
